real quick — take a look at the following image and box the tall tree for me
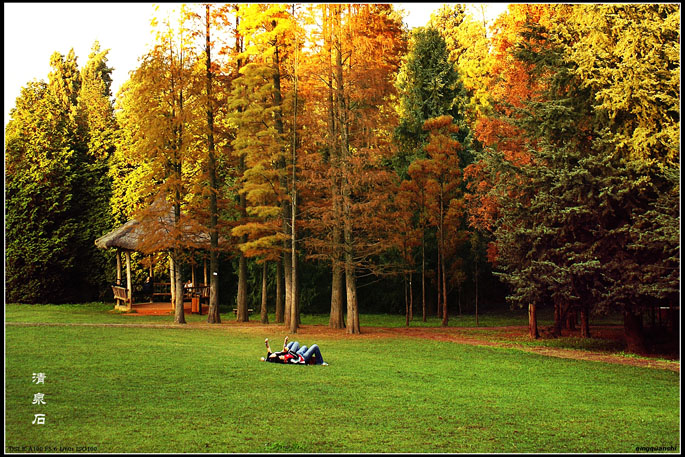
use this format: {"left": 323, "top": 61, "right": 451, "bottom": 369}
{"left": 75, "top": 42, "right": 118, "bottom": 299}
{"left": 463, "top": 4, "right": 560, "bottom": 336}
{"left": 562, "top": 4, "right": 680, "bottom": 350}
{"left": 474, "top": 4, "right": 680, "bottom": 350}
{"left": 421, "top": 115, "right": 465, "bottom": 326}
{"left": 394, "top": 27, "right": 468, "bottom": 175}
{"left": 229, "top": 3, "right": 301, "bottom": 326}
{"left": 300, "top": 4, "right": 406, "bottom": 334}
{"left": 6, "top": 45, "right": 117, "bottom": 304}
{"left": 116, "top": 7, "right": 199, "bottom": 324}
{"left": 187, "top": 3, "right": 227, "bottom": 323}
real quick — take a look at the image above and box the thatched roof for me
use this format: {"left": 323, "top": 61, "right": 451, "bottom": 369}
{"left": 95, "top": 196, "right": 221, "bottom": 254}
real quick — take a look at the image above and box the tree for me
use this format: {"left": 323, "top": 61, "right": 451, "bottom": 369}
{"left": 184, "top": 3, "right": 236, "bottom": 324}
{"left": 228, "top": 3, "right": 301, "bottom": 327}
{"left": 116, "top": 7, "right": 200, "bottom": 324}
{"left": 394, "top": 27, "right": 467, "bottom": 176}
{"left": 394, "top": 25, "right": 473, "bottom": 323}
{"left": 563, "top": 5, "right": 680, "bottom": 350}
{"left": 6, "top": 77, "right": 81, "bottom": 303}
{"left": 6, "top": 45, "right": 117, "bottom": 304}
{"left": 74, "top": 42, "right": 119, "bottom": 300}
{"left": 398, "top": 157, "right": 435, "bottom": 322}
{"left": 421, "top": 115, "right": 465, "bottom": 327}
{"left": 394, "top": 181, "right": 423, "bottom": 326}
{"left": 476, "top": 4, "right": 680, "bottom": 350}
{"left": 463, "top": 4, "right": 561, "bottom": 336}
{"left": 300, "top": 4, "right": 406, "bottom": 334}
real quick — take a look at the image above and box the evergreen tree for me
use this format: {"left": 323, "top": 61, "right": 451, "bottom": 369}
{"left": 394, "top": 27, "right": 470, "bottom": 176}
{"left": 485, "top": 5, "right": 680, "bottom": 349}
{"left": 6, "top": 46, "right": 116, "bottom": 303}
{"left": 76, "top": 42, "right": 118, "bottom": 299}
{"left": 6, "top": 79, "right": 79, "bottom": 303}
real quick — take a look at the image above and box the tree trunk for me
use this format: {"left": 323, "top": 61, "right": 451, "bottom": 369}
{"left": 236, "top": 129, "right": 249, "bottom": 323}
{"left": 236, "top": 249, "right": 248, "bottom": 322}
{"left": 404, "top": 274, "right": 409, "bottom": 327}
{"left": 326, "top": 5, "right": 344, "bottom": 332}
{"left": 580, "top": 306, "right": 590, "bottom": 338}
{"left": 422, "top": 232, "right": 426, "bottom": 322}
{"left": 275, "top": 258, "right": 284, "bottom": 323}
{"left": 439, "top": 186, "right": 448, "bottom": 327}
{"left": 565, "top": 310, "right": 577, "bottom": 331}
{"left": 441, "top": 246, "right": 448, "bottom": 327}
{"left": 173, "top": 249, "right": 186, "bottom": 324}
{"left": 457, "top": 284, "right": 462, "bottom": 316}
{"left": 258, "top": 261, "right": 267, "bottom": 323}
{"left": 290, "top": 45, "right": 299, "bottom": 334}
{"left": 205, "top": 4, "right": 220, "bottom": 324}
{"left": 342, "top": 177, "right": 359, "bottom": 334}
{"left": 208, "top": 251, "right": 220, "bottom": 323}
{"left": 474, "top": 263, "right": 479, "bottom": 326}
{"left": 334, "top": 4, "right": 359, "bottom": 335}
{"left": 436, "top": 248, "right": 442, "bottom": 318}
{"left": 528, "top": 303, "right": 539, "bottom": 339}
{"left": 295, "top": 255, "right": 302, "bottom": 326}
{"left": 409, "top": 272, "right": 413, "bottom": 322}
{"left": 169, "top": 254, "right": 175, "bottom": 306}
{"left": 289, "top": 196, "right": 298, "bottom": 334}
{"left": 552, "top": 300, "right": 563, "bottom": 337}
{"left": 624, "top": 309, "right": 645, "bottom": 353}
{"left": 344, "top": 252, "right": 360, "bottom": 334}
{"left": 266, "top": 18, "right": 293, "bottom": 332}
{"left": 172, "top": 41, "right": 186, "bottom": 326}
{"left": 125, "top": 250, "right": 133, "bottom": 311}
{"left": 115, "top": 249, "right": 122, "bottom": 307}
{"left": 330, "top": 259, "right": 345, "bottom": 328}
{"left": 283, "top": 238, "right": 292, "bottom": 329}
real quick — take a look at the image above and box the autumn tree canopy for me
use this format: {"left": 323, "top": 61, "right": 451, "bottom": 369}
{"left": 5, "top": 4, "right": 679, "bottom": 347}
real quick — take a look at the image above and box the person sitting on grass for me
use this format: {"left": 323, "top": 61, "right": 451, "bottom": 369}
{"left": 260, "top": 336, "right": 328, "bottom": 365}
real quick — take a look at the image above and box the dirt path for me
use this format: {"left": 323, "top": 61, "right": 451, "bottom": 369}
{"left": 6, "top": 321, "right": 679, "bottom": 373}
{"left": 376, "top": 326, "right": 680, "bottom": 373}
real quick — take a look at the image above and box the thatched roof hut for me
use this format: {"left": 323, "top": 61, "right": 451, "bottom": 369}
{"left": 95, "top": 196, "right": 213, "bottom": 254}
{"left": 94, "top": 196, "right": 225, "bottom": 311}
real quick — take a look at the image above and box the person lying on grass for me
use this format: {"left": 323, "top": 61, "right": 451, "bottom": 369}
{"left": 260, "top": 336, "right": 328, "bottom": 365}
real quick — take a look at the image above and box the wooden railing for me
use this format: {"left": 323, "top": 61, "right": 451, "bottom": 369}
{"left": 150, "top": 283, "right": 209, "bottom": 303}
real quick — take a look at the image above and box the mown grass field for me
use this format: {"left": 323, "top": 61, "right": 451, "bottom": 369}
{"left": 5, "top": 303, "right": 680, "bottom": 453}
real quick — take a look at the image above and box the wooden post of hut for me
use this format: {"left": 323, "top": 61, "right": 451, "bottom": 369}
{"left": 203, "top": 257, "right": 208, "bottom": 286}
{"left": 115, "top": 249, "right": 122, "bottom": 307}
{"left": 148, "top": 254, "right": 154, "bottom": 303}
{"left": 169, "top": 254, "right": 175, "bottom": 310}
{"left": 125, "top": 251, "right": 133, "bottom": 311}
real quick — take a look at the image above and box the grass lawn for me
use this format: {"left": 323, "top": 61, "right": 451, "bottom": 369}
{"left": 4, "top": 302, "right": 620, "bottom": 327}
{"left": 5, "top": 304, "right": 680, "bottom": 453}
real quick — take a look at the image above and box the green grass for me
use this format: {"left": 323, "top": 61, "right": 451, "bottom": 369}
{"left": 4, "top": 304, "right": 680, "bottom": 453}
{"left": 4, "top": 302, "right": 623, "bottom": 327}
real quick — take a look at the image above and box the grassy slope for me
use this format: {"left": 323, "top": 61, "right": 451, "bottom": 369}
{"left": 4, "top": 305, "right": 680, "bottom": 453}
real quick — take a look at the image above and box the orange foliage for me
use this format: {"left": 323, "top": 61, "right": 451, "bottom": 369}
{"left": 298, "top": 4, "right": 406, "bottom": 276}
{"left": 465, "top": 4, "right": 559, "bottom": 240}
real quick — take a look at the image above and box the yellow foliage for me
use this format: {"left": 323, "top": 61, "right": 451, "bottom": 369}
{"left": 562, "top": 4, "right": 680, "bottom": 167}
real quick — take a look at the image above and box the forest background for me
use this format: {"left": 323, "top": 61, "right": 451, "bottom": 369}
{"left": 4, "top": 4, "right": 680, "bottom": 352}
